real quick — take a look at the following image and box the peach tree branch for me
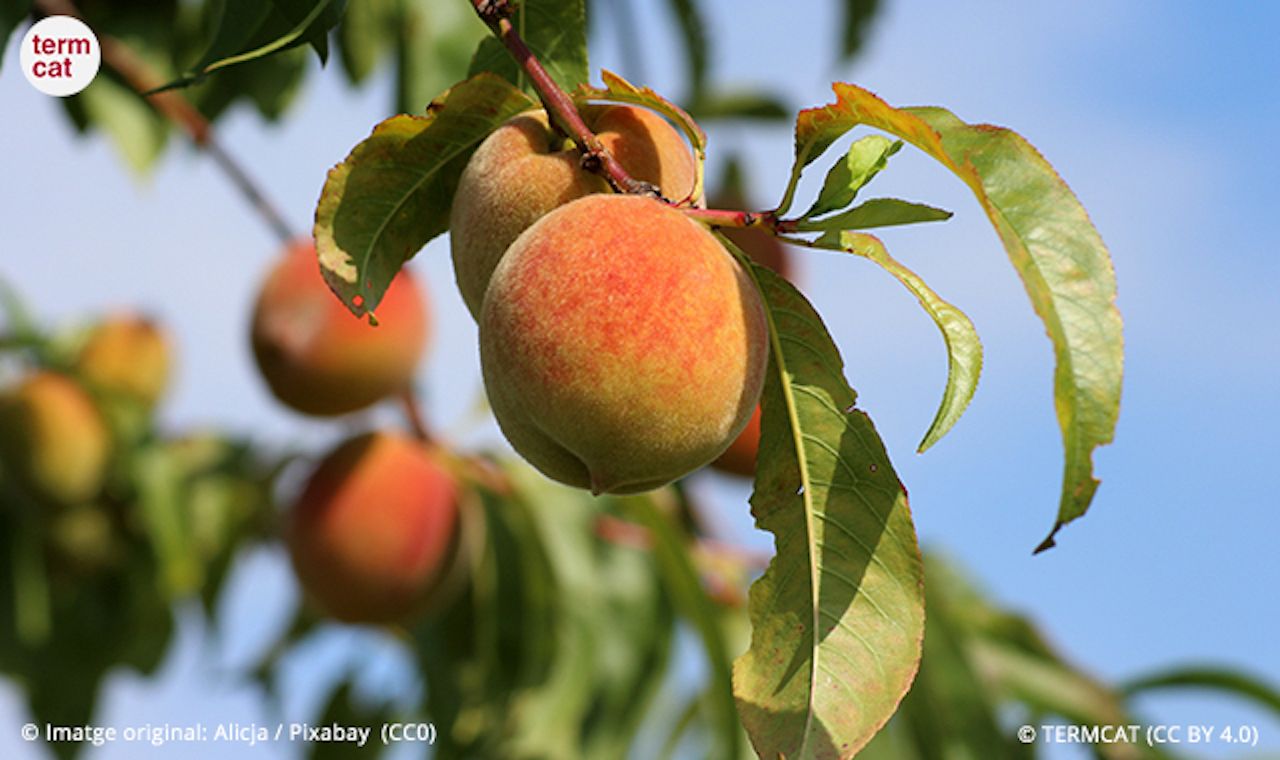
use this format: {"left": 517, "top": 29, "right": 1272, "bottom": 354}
{"left": 469, "top": 0, "right": 660, "bottom": 197}
{"left": 466, "top": 1, "right": 805, "bottom": 237}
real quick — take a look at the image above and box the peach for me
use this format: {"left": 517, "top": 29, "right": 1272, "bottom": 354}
{"left": 75, "top": 313, "right": 171, "bottom": 408}
{"left": 0, "top": 372, "right": 110, "bottom": 506}
{"left": 479, "top": 194, "right": 768, "bottom": 494}
{"left": 710, "top": 234, "right": 791, "bottom": 478}
{"left": 286, "top": 432, "right": 460, "bottom": 624}
{"left": 707, "top": 177, "right": 793, "bottom": 478}
{"left": 710, "top": 405, "right": 764, "bottom": 477}
{"left": 450, "top": 104, "right": 697, "bottom": 317}
{"left": 251, "top": 238, "right": 429, "bottom": 417}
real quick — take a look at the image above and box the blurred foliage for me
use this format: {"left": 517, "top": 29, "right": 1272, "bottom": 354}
{"left": 2, "top": 271, "right": 1275, "bottom": 759}
{"left": 0, "top": 286, "right": 281, "bottom": 760}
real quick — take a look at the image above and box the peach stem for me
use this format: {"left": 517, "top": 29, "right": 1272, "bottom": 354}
{"left": 471, "top": 0, "right": 660, "bottom": 198}
{"left": 400, "top": 388, "right": 435, "bottom": 445}
{"left": 467, "top": 0, "right": 804, "bottom": 236}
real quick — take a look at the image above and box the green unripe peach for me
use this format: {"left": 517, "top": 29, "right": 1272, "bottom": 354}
{"left": 450, "top": 104, "right": 697, "bottom": 318}
{"left": 0, "top": 372, "right": 110, "bottom": 506}
{"left": 480, "top": 194, "right": 768, "bottom": 494}
{"left": 251, "top": 239, "right": 430, "bottom": 417}
{"left": 76, "top": 313, "right": 172, "bottom": 408}
{"left": 287, "top": 432, "right": 460, "bottom": 624}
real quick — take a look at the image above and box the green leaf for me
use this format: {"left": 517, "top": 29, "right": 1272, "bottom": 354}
{"left": 658, "top": 694, "right": 703, "bottom": 760}
{"left": 665, "top": 0, "right": 708, "bottom": 101}
{"left": 183, "top": 0, "right": 274, "bottom": 78}
{"left": 838, "top": 0, "right": 880, "bottom": 62}
{"left": 311, "top": 680, "right": 393, "bottom": 760}
{"left": 802, "top": 135, "right": 900, "bottom": 219}
{"left": 503, "top": 470, "right": 674, "bottom": 759}
{"left": 74, "top": 76, "right": 171, "bottom": 176}
{"left": 394, "top": 0, "right": 490, "bottom": 113}
{"left": 154, "top": 0, "right": 337, "bottom": 92}
{"left": 190, "top": 46, "right": 309, "bottom": 122}
{"left": 928, "top": 557, "right": 1130, "bottom": 729}
{"left": 791, "top": 198, "right": 952, "bottom": 232}
{"left": 0, "top": 276, "right": 38, "bottom": 346}
{"left": 336, "top": 0, "right": 393, "bottom": 84}
{"left": 791, "top": 83, "right": 1122, "bottom": 550}
{"left": 894, "top": 562, "right": 1030, "bottom": 760}
{"left": 314, "top": 73, "right": 536, "bottom": 318}
{"left": 687, "top": 91, "right": 791, "bottom": 122}
{"left": 468, "top": 0, "right": 588, "bottom": 94}
{"left": 728, "top": 260, "right": 925, "bottom": 760}
{"left": 806, "top": 231, "right": 981, "bottom": 452}
{"left": 0, "top": 0, "right": 30, "bottom": 72}
{"left": 10, "top": 509, "right": 50, "bottom": 646}
{"left": 1123, "top": 667, "right": 1280, "bottom": 717}
{"left": 272, "top": 0, "right": 348, "bottom": 65}
{"left": 969, "top": 638, "right": 1128, "bottom": 728}
{"left": 134, "top": 445, "right": 202, "bottom": 597}
{"left": 418, "top": 462, "right": 675, "bottom": 758}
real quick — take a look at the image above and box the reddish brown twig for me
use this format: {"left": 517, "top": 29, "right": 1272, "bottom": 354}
{"left": 470, "top": 0, "right": 660, "bottom": 198}
{"left": 31, "top": 0, "right": 295, "bottom": 244}
{"left": 399, "top": 388, "right": 435, "bottom": 445}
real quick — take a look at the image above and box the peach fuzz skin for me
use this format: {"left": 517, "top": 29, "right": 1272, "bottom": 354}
{"left": 449, "top": 104, "right": 697, "bottom": 318}
{"left": 0, "top": 371, "right": 110, "bottom": 507}
{"left": 479, "top": 194, "right": 768, "bottom": 494}
{"left": 287, "top": 432, "right": 460, "bottom": 624}
{"left": 250, "top": 239, "right": 429, "bottom": 417}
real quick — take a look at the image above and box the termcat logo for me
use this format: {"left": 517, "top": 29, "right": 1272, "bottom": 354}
{"left": 20, "top": 15, "right": 101, "bottom": 96}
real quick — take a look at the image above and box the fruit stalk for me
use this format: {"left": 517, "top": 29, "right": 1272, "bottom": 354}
{"left": 32, "top": 0, "right": 296, "bottom": 245}
{"left": 469, "top": 0, "right": 661, "bottom": 198}
{"left": 466, "top": 0, "right": 797, "bottom": 234}
{"left": 400, "top": 388, "right": 435, "bottom": 445}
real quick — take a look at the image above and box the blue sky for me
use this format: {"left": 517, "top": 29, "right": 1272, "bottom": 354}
{"left": 1, "top": 1, "right": 1277, "bottom": 757}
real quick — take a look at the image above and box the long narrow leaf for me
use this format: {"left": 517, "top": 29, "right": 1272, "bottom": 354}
{"left": 619, "top": 496, "right": 742, "bottom": 759}
{"left": 806, "top": 231, "right": 982, "bottom": 452}
{"left": 1123, "top": 667, "right": 1280, "bottom": 717}
{"left": 729, "top": 255, "right": 925, "bottom": 760}
{"left": 791, "top": 83, "right": 1122, "bottom": 550}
